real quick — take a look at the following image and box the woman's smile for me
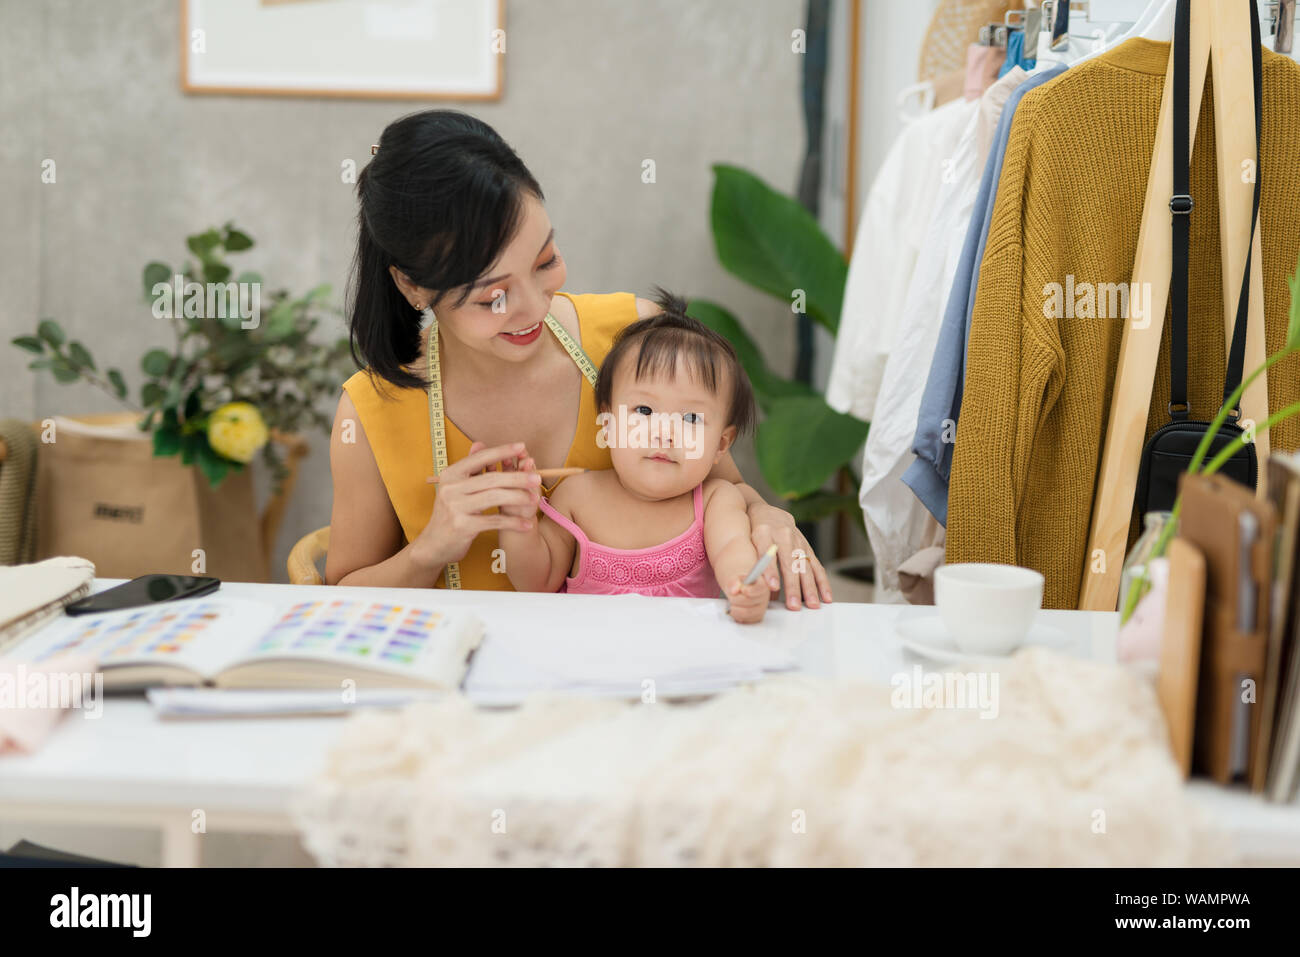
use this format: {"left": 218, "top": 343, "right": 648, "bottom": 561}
{"left": 498, "top": 319, "right": 543, "bottom": 345}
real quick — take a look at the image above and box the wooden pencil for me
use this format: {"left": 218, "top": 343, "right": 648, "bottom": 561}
{"left": 426, "top": 466, "right": 587, "bottom": 484}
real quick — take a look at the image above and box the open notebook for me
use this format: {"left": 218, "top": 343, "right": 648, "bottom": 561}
{"left": 459, "top": 593, "right": 797, "bottom": 705}
{"left": 10, "top": 596, "right": 484, "bottom": 692}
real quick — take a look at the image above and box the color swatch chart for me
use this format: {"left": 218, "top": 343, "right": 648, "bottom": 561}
{"left": 253, "top": 600, "right": 445, "bottom": 666}
{"left": 34, "top": 601, "right": 223, "bottom": 663}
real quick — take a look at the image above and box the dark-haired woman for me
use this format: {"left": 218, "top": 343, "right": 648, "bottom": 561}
{"left": 327, "top": 110, "right": 831, "bottom": 609}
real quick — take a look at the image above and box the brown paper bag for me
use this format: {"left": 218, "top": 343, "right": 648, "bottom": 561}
{"left": 32, "top": 418, "right": 269, "bottom": 583}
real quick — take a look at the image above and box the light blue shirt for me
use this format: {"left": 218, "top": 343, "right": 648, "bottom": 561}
{"left": 902, "top": 64, "right": 1068, "bottom": 525}
{"left": 998, "top": 29, "right": 1037, "bottom": 78}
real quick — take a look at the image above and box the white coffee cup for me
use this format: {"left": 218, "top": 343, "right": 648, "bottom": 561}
{"left": 933, "top": 563, "right": 1044, "bottom": 655}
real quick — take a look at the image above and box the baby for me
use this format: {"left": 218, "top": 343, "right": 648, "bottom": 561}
{"left": 498, "top": 288, "right": 771, "bottom": 623}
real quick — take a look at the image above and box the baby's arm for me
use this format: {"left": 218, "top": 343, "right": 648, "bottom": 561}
{"left": 702, "top": 479, "right": 769, "bottom": 623}
{"left": 497, "top": 465, "right": 578, "bottom": 592}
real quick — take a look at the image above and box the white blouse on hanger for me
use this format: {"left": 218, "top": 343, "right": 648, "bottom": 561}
{"left": 857, "top": 68, "right": 1028, "bottom": 602}
{"left": 825, "top": 96, "right": 974, "bottom": 422}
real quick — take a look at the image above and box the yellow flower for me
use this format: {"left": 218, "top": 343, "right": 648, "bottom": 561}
{"left": 207, "top": 402, "right": 269, "bottom": 463}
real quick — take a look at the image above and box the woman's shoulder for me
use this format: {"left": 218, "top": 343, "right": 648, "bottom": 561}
{"left": 341, "top": 367, "right": 425, "bottom": 420}
{"left": 556, "top": 291, "right": 660, "bottom": 361}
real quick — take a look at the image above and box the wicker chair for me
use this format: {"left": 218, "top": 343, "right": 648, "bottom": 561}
{"left": 287, "top": 525, "right": 330, "bottom": 585}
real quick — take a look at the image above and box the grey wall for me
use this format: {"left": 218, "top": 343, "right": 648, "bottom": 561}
{"left": 1, "top": 0, "right": 825, "bottom": 582}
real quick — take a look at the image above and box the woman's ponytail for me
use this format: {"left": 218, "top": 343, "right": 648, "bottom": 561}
{"left": 347, "top": 178, "right": 427, "bottom": 391}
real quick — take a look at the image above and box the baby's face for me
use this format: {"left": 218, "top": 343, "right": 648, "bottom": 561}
{"left": 597, "top": 354, "right": 737, "bottom": 501}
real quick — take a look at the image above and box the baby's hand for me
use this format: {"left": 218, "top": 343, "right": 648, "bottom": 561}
{"left": 726, "top": 576, "right": 770, "bottom": 624}
{"left": 498, "top": 450, "right": 541, "bottom": 520}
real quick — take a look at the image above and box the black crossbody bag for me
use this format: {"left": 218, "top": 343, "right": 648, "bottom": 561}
{"left": 1134, "top": 0, "right": 1262, "bottom": 514}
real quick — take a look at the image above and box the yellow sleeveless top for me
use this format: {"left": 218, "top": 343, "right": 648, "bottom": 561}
{"left": 341, "top": 291, "right": 637, "bottom": 590}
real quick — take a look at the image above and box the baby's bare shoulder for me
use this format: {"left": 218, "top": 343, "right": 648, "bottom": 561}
{"left": 548, "top": 468, "right": 605, "bottom": 509}
{"left": 702, "top": 477, "right": 744, "bottom": 511}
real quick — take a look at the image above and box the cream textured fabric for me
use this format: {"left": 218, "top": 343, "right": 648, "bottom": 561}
{"left": 293, "top": 648, "right": 1233, "bottom": 867}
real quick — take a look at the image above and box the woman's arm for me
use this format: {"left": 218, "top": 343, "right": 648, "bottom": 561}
{"left": 326, "top": 391, "right": 445, "bottom": 587}
{"left": 706, "top": 450, "right": 833, "bottom": 610}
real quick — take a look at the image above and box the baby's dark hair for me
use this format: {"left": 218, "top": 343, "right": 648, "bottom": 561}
{"left": 594, "top": 286, "right": 756, "bottom": 435}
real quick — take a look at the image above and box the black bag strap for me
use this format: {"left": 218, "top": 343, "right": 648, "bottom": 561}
{"left": 1169, "top": 0, "right": 1263, "bottom": 421}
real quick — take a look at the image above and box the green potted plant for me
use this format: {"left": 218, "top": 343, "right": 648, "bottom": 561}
{"left": 13, "top": 222, "right": 356, "bottom": 492}
{"left": 1121, "top": 252, "right": 1300, "bottom": 622}
{"left": 690, "top": 164, "right": 871, "bottom": 585}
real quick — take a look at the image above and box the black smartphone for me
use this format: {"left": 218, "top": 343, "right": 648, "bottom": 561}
{"left": 64, "top": 574, "right": 221, "bottom": 616}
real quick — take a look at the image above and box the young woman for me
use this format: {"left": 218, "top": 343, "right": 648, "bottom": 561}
{"left": 326, "top": 110, "right": 831, "bottom": 610}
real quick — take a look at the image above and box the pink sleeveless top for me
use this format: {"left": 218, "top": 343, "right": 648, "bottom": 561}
{"left": 537, "top": 484, "right": 720, "bottom": 598}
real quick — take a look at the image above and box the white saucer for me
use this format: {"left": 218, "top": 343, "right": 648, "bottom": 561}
{"left": 894, "top": 615, "right": 1068, "bottom": 666}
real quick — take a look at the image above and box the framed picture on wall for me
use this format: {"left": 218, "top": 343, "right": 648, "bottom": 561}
{"left": 181, "top": 0, "right": 504, "bottom": 100}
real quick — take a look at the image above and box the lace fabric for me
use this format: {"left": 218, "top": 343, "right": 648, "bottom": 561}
{"left": 291, "top": 648, "right": 1233, "bottom": 867}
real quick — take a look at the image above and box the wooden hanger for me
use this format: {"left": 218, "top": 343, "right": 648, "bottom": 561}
{"left": 1080, "top": 0, "right": 1270, "bottom": 612}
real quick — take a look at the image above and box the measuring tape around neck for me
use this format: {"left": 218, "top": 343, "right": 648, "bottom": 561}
{"left": 426, "top": 312, "right": 597, "bottom": 589}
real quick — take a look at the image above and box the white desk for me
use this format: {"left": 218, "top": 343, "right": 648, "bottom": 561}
{"left": 1, "top": 579, "right": 1297, "bottom": 866}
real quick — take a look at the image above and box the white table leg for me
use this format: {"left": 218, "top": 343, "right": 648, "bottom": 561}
{"left": 160, "top": 818, "right": 202, "bottom": 868}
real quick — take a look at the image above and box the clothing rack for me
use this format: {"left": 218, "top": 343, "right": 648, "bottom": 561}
{"left": 1080, "top": 0, "right": 1270, "bottom": 611}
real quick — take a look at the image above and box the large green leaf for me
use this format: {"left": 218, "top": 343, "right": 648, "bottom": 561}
{"left": 223, "top": 228, "right": 253, "bottom": 252}
{"left": 201, "top": 259, "right": 232, "bottom": 284}
{"left": 263, "top": 300, "right": 296, "bottom": 341}
{"left": 756, "top": 396, "right": 869, "bottom": 498}
{"left": 687, "top": 298, "right": 815, "bottom": 412}
{"left": 710, "top": 164, "right": 847, "bottom": 334}
{"left": 37, "top": 319, "right": 65, "bottom": 348}
{"left": 187, "top": 229, "right": 221, "bottom": 258}
{"left": 141, "top": 382, "right": 165, "bottom": 407}
{"left": 143, "top": 261, "right": 172, "bottom": 298}
{"left": 785, "top": 489, "right": 864, "bottom": 527}
{"left": 50, "top": 357, "right": 80, "bottom": 384}
{"left": 12, "top": 335, "right": 44, "bottom": 354}
{"left": 67, "top": 340, "right": 95, "bottom": 371}
{"left": 195, "top": 438, "right": 230, "bottom": 487}
{"left": 141, "top": 349, "right": 172, "bottom": 376}
{"left": 153, "top": 423, "right": 181, "bottom": 457}
{"left": 180, "top": 431, "right": 201, "bottom": 466}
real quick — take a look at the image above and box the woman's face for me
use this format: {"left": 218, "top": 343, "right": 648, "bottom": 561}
{"left": 402, "top": 191, "right": 567, "bottom": 364}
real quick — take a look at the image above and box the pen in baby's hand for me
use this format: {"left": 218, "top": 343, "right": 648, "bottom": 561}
{"left": 742, "top": 544, "right": 779, "bottom": 586}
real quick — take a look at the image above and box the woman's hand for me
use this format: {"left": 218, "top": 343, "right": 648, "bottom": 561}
{"left": 746, "top": 502, "right": 833, "bottom": 610}
{"left": 412, "top": 441, "right": 541, "bottom": 569}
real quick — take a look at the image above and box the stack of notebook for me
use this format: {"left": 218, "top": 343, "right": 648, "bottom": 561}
{"left": 1263, "top": 454, "right": 1300, "bottom": 801}
{"left": 1173, "top": 452, "right": 1300, "bottom": 802}
{"left": 0, "top": 556, "right": 95, "bottom": 653}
